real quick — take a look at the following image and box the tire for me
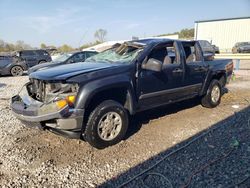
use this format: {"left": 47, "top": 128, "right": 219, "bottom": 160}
{"left": 10, "top": 66, "right": 23, "bottom": 76}
{"left": 201, "top": 80, "right": 222, "bottom": 108}
{"left": 84, "top": 100, "right": 128, "bottom": 149}
{"left": 38, "top": 60, "right": 47, "bottom": 64}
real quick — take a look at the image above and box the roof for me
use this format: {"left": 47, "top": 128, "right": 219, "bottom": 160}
{"left": 132, "top": 38, "right": 172, "bottom": 45}
{"left": 195, "top": 16, "right": 250, "bottom": 23}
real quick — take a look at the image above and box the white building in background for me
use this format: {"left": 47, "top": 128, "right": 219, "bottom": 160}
{"left": 195, "top": 17, "right": 250, "bottom": 52}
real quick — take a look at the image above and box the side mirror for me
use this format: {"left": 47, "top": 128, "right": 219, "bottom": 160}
{"left": 142, "top": 58, "right": 162, "bottom": 72}
{"left": 203, "top": 52, "right": 214, "bottom": 61}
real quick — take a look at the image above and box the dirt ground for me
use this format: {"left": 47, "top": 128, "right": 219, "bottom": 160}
{"left": 0, "top": 68, "right": 250, "bottom": 187}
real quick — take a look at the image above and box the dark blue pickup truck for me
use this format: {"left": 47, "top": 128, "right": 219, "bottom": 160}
{"left": 11, "top": 39, "right": 233, "bottom": 149}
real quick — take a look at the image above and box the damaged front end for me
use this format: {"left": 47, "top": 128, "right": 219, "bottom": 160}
{"left": 11, "top": 79, "right": 84, "bottom": 138}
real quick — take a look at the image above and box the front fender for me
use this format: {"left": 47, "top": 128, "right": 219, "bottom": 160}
{"left": 74, "top": 74, "right": 136, "bottom": 114}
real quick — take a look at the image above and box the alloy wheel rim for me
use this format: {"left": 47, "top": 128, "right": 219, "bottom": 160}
{"left": 211, "top": 85, "right": 220, "bottom": 103}
{"left": 97, "top": 112, "right": 122, "bottom": 141}
{"left": 11, "top": 67, "right": 22, "bottom": 76}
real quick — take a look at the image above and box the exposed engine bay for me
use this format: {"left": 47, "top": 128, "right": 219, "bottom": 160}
{"left": 27, "top": 78, "right": 79, "bottom": 103}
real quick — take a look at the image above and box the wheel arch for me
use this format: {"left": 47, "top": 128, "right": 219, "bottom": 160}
{"left": 75, "top": 76, "right": 136, "bottom": 116}
{"left": 200, "top": 70, "right": 226, "bottom": 96}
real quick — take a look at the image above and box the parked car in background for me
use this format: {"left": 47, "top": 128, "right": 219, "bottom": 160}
{"left": 51, "top": 52, "right": 64, "bottom": 61}
{"left": 28, "top": 50, "right": 98, "bottom": 74}
{"left": 15, "top": 49, "right": 52, "bottom": 67}
{"left": 11, "top": 39, "right": 233, "bottom": 149}
{"left": 232, "top": 42, "right": 250, "bottom": 53}
{"left": 0, "top": 55, "right": 27, "bottom": 76}
{"left": 198, "top": 40, "right": 220, "bottom": 54}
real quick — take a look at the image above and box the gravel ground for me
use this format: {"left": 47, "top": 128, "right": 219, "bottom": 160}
{"left": 0, "top": 73, "right": 250, "bottom": 188}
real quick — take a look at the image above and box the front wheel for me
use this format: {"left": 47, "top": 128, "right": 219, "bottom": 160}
{"left": 84, "top": 100, "right": 128, "bottom": 149}
{"left": 201, "top": 80, "right": 222, "bottom": 108}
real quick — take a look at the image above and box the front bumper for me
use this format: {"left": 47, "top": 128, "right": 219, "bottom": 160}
{"left": 11, "top": 93, "right": 84, "bottom": 137}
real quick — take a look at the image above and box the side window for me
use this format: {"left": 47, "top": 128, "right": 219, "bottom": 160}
{"left": 21, "top": 51, "right": 35, "bottom": 56}
{"left": 182, "top": 42, "right": 202, "bottom": 63}
{"left": 166, "top": 46, "right": 178, "bottom": 65}
{"left": 70, "top": 53, "right": 84, "bottom": 63}
{"left": 147, "top": 43, "right": 178, "bottom": 66}
{"left": 36, "top": 50, "right": 49, "bottom": 56}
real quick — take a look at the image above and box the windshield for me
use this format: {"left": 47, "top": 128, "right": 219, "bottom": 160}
{"left": 53, "top": 53, "right": 72, "bottom": 62}
{"left": 85, "top": 43, "right": 144, "bottom": 64}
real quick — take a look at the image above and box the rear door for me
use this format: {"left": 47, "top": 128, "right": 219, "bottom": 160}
{"left": 181, "top": 41, "right": 208, "bottom": 97}
{"left": 20, "top": 50, "right": 37, "bottom": 67}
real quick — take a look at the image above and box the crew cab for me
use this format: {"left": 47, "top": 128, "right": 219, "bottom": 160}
{"left": 11, "top": 39, "right": 233, "bottom": 149}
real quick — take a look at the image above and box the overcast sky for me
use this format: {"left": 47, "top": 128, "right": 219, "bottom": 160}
{"left": 0, "top": 0, "right": 249, "bottom": 47}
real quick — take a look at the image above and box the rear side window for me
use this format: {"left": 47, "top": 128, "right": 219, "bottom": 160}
{"left": 71, "top": 53, "right": 85, "bottom": 62}
{"left": 36, "top": 50, "right": 49, "bottom": 56}
{"left": 20, "top": 51, "right": 35, "bottom": 56}
{"left": 182, "top": 42, "right": 203, "bottom": 63}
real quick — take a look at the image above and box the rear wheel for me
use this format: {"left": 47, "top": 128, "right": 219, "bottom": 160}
{"left": 84, "top": 100, "right": 128, "bottom": 149}
{"left": 38, "top": 60, "right": 47, "bottom": 64}
{"left": 201, "top": 80, "right": 222, "bottom": 108}
{"left": 10, "top": 66, "right": 23, "bottom": 76}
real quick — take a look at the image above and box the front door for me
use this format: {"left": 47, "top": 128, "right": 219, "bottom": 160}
{"left": 138, "top": 42, "right": 184, "bottom": 110}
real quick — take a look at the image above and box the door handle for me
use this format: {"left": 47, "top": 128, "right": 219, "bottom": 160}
{"left": 172, "top": 68, "right": 183, "bottom": 73}
{"left": 194, "top": 66, "right": 205, "bottom": 71}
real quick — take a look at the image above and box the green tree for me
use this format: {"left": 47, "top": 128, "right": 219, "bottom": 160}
{"left": 157, "top": 28, "right": 194, "bottom": 39}
{"left": 57, "top": 44, "right": 74, "bottom": 52}
{"left": 179, "top": 28, "right": 194, "bottom": 39}
{"left": 40, "top": 43, "right": 47, "bottom": 49}
{"left": 94, "top": 29, "right": 107, "bottom": 42}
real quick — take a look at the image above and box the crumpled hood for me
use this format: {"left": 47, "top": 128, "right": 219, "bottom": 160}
{"left": 29, "top": 62, "right": 120, "bottom": 81}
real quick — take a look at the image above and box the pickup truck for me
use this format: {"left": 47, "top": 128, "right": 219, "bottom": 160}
{"left": 11, "top": 39, "right": 233, "bottom": 149}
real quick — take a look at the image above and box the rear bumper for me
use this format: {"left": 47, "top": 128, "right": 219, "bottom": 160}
{"left": 11, "top": 94, "right": 84, "bottom": 136}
